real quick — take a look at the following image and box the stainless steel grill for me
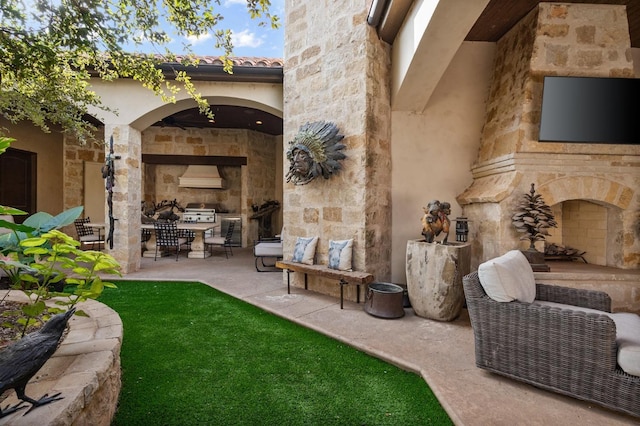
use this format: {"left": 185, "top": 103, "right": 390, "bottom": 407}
{"left": 183, "top": 203, "right": 217, "bottom": 223}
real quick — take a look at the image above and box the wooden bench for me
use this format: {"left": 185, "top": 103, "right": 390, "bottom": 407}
{"left": 275, "top": 260, "right": 375, "bottom": 309}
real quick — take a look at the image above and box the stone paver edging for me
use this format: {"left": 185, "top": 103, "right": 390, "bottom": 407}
{"left": 0, "top": 292, "right": 122, "bottom": 426}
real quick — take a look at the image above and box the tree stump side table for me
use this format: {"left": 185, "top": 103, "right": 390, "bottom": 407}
{"left": 405, "top": 239, "right": 471, "bottom": 321}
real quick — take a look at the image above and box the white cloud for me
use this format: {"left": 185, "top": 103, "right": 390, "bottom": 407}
{"left": 231, "top": 29, "right": 263, "bottom": 48}
{"left": 186, "top": 33, "right": 213, "bottom": 45}
{"left": 223, "top": 0, "right": 245, "bottom": 6}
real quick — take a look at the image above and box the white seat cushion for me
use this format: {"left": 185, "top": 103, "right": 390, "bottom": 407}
{"left": 205, "top": 236, "right": 226, "bottom": 245}
{"left": 534, "top": 300, "right": 640, "bottom": 377}
{"left": 254, "top": 241, "right": 283, "bottom": 257}
{"left": 613, "top": 312, "right": 640, "bottom": 377}
{"left": 478, "top": 250, "right": 536, "bottom": 303}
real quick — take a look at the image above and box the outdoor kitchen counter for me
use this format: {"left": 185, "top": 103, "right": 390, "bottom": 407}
{"left": 141, "top": 222, "right": 220, "bottom": 259}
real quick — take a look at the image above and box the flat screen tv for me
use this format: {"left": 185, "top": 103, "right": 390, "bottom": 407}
{"left": 538, "top": 75, "right": 640, "bottom": 144}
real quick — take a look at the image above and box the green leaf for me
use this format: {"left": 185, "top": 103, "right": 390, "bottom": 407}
{"left": 90, "top": 275, "right": 103, "bottom": 289}
{"left": 22, "top": 300, "right": 46, "bottom": 317}
{"left": 23, "top": 212, "right": 55, "bottom": 230}
{"left": 23, "top": 247, "right": 49, "bottom": 255}
{"left": 48, "top": 206, "right": 84, "bottom": 229}
{"left": 19, "top": 273, "right": 40, "bottom": 283}
{"left": 20, "top": 237, "right": 47, "bottom": 247}
{"left": 0, "top": 138, "right": 15, "bottom": 155}
{"left": 73, "top": 266, "right": 92, "bottom": 275}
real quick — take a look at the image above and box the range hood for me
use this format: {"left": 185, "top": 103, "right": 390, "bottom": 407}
{"left": 178, "top": 165, "right": 225, "bottom": 189}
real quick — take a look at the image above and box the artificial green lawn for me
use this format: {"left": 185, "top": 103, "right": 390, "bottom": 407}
{"left": 99, "top": 280, "right": 452, "bottom": 425}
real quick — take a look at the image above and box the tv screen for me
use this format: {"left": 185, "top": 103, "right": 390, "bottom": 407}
{"left": 538, "top": 76, "right": 640, "bottom": 144}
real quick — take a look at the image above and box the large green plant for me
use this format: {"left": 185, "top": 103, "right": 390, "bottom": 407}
{"left": 0, "top": 137, "right": 121, "bottom": 337}
{"left": 2, "top": 231, "right": 120, "bottom": 336}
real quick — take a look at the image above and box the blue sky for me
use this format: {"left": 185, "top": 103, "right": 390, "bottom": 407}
{"left": 165, "top": 0, "right": 284, "bottom": 58}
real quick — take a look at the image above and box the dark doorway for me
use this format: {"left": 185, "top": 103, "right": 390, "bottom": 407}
{"left": 0, "top": 148, "right": 36, "bottom": 223}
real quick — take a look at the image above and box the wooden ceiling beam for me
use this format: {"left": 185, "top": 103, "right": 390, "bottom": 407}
{"left": 142, "top": 154, "right": 248, "bottom": 166}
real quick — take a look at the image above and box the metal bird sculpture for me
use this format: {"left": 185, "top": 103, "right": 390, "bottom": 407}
{"left": 0, "top": 308, "right": 76, "bottom": 417}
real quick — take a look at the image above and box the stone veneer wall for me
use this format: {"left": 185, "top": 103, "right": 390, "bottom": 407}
{"left": 458, "top": 3, "right": 640, "bottom": 269}
{"left": 141, "top": 127, "right": 279, "bottom": 245}
{"left": 63, "top": 131, "right": 106, "bottom": 236}
{"left": 63, "top": 126, "right": 279, "bottom": 254}
{"left": 284, "top": 1, "right": 392, "bottom": 301}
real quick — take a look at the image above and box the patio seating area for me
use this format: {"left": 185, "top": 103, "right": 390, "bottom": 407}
{"left": 122, "top": 248, "right": 640, "bottom": 425}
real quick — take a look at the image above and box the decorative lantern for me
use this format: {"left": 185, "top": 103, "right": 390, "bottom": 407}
{"left": 455, "top": 217, "right": 469, "bottom": 242}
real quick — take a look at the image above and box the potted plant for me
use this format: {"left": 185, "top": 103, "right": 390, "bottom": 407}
{"left": 511, "top": 183, "right": 557, "bottom": 271}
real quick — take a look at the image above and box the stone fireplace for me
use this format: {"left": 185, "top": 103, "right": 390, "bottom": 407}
{"left": 458, "top": 2, "right": 640, "bottom": 270}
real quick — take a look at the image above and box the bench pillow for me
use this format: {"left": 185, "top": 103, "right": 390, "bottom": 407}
{"left": 328, "top": 239, "right": 353, "bottom": 271}
{"left": 477, "top": 250, "right": 536, "bottom": 303}
{"left": 292, "top": 236, "right": 318, "bottom": 265}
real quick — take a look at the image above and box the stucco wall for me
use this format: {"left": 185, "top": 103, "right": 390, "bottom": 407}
{"left": 0, "top": 120, "right": 65, "bottom": 215}
{"left": 390, "top": 42, "right": 496, "bottom": 283}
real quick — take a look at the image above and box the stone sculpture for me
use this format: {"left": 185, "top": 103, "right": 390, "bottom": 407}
{"left": 285, "top": 121, "right": 346, "bottom": 185}
{"left": 420, "top": 200, "right": 451, "bottom": 244}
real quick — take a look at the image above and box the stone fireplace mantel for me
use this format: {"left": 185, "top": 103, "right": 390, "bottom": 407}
{"left": 458, "top": 3, "right": 639, "bottom": 270}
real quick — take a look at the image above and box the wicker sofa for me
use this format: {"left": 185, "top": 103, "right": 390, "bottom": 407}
{"left": 463, "top": 251, "right": 640, "bottom": 418}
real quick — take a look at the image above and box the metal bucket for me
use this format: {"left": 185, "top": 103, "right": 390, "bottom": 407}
{"left": 364, "top": 282, "right": 405, "bottom": 319}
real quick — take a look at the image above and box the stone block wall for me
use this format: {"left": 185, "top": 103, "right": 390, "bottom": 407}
{"left": 141, "top": 127, "right": 280, "bottom": 245}
{"left": 284, "top": 1, "right": 392, "bottom": 300}
{"left": 63, "top": 132, "right": 105, "bottom": 237}
{"left": 62, "top": 126, "right": 280, "bottom": 262}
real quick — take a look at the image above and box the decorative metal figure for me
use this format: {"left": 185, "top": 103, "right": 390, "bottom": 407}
{"left": 285, "top": 121, "right": 346, "bottom": 185}
{"left": 101, "top": 136, "right": 120, "bottom": 249}
{"left": 420, "top": 200, "right": 451, "bottom": 244}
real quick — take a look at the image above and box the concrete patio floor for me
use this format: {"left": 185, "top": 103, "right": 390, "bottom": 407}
{"left": 121, "top": 248, "right": 639, "bottom": 425}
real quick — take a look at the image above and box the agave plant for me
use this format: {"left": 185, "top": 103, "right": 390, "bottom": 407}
{"left": 512, "top": 183, "right": 557, "bottom": 250}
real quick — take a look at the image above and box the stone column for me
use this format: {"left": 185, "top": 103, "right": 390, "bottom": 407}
{"left": 103, "top": 124, "right": 142, "bottom": 273}
{"left": 284, "top": 1, "right": 392, "bottom": 301}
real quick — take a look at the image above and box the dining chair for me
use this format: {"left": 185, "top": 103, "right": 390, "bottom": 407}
{"left": 74, "top": 217, "right": 103, "bottom": 250}
{"left": 204, "top": 221, "right": 235, "bottom": 259}
{"left": 153, "top": 222, "right": 188, "bottom": 261}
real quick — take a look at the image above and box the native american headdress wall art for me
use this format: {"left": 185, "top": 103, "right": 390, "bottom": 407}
{"left": 285, "top": 121, "right": 346, "bottom": 185}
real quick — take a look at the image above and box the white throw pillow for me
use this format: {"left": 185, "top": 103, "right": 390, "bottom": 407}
{"left": 477, "top": 250, "right": 536, "bottom": 303}
{"left": 291, "top": 236, "right": 318, "bottom": 265}
{"left": 328, "top": 239, "right": 353, "bottom": 271}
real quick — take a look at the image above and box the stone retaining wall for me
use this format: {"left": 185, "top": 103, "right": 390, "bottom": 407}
{"left": 0, "top": 293, "right": 122, "bottom": 426}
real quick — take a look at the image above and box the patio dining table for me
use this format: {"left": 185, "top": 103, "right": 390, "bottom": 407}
{"left": 141, "top": 222, "right": 220, "bottom": 259}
